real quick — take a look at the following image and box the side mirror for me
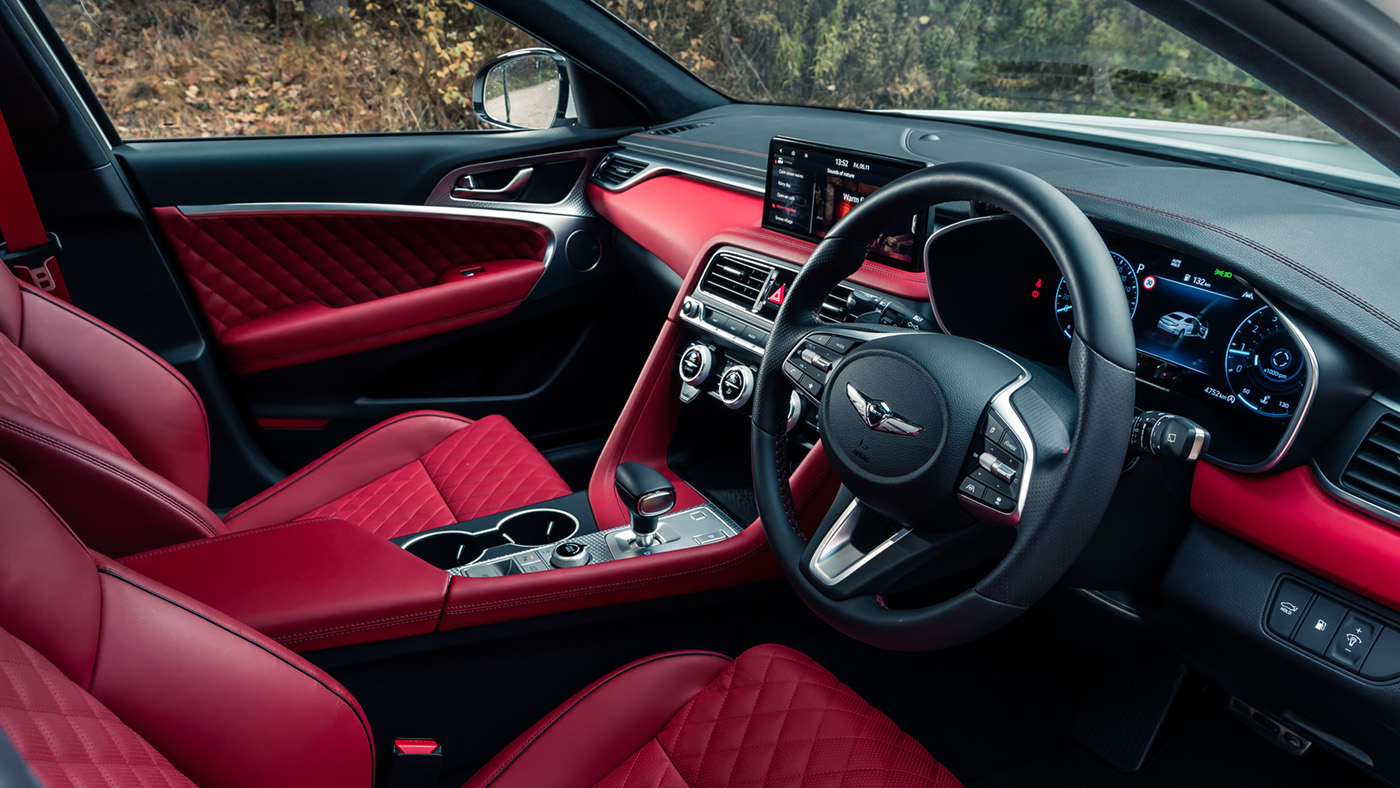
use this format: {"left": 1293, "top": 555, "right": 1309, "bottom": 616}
{"left": 472, "top": 48, "right": 574, "bottom": 130}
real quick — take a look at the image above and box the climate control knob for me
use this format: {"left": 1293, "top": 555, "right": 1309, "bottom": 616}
{"left": 678, "top": 343, "right": 713, "bottom": 386}
{"left": 718, "top": 366, "right": 755, "bottom": 410}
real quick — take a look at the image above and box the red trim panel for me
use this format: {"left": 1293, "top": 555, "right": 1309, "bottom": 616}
{"left": 587, "top": 176, "right": 930, "bottom": 299}
{"left": 218, "top": 257, "right": 543, "bottom": 373}
{"left": 153, "top": 207, "right": 548, "bottom": 373}
{"left": 1192, "top": 463, "right": 1400, "bottom": 611}
{"left": 120, "top": 519, "right": 451, "bottom": 652}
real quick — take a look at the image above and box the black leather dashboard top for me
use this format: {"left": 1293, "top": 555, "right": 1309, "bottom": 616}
{"left": 621, "top": 104, "right": 1400, "bottom": 376}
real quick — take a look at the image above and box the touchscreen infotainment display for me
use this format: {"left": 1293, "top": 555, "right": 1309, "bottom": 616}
{"left": 763, "top": 137, "right": 926, "bottom": 270}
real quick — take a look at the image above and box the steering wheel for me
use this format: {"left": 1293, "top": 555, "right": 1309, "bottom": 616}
{"left": 751, "top": 162, "right": 1137, "bottom": 651}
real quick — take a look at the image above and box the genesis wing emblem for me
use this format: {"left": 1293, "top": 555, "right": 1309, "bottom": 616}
{"left": 846, "top": 383, "right": 924, "bottom": 436}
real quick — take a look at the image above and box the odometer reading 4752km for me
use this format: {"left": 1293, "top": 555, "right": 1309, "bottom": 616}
{"left": 1225, "top": 307, "right": 1307, "bottom": 418}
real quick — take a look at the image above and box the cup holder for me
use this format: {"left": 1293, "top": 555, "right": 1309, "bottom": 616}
{"left": 401, "top": 531, "right": 494, "bottom": 570}
{"left": 402, "top": 509, "right": 580, "bottom": 569}
{"left": 499, "top": 509, "right": 579, "bottom": 546}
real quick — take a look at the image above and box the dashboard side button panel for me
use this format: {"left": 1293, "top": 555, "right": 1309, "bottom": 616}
{"left": 1267, "top": 580, "right": 1314, "bottom": 639}
{"left": 1360, "top": 627, "right": 1400, "bottom": 681}
{"left": 1294, "top": 596, "right": 1349, "bottom": 655}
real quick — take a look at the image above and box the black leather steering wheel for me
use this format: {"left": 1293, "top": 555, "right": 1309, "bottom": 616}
{"left": 751, "top": 162, "right": 1137, "bottom": 651}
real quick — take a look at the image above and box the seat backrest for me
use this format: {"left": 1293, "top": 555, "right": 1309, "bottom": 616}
{"left": 0, "top": 465, "right": 373, "bottom": 788}
{"left": 0, "top": 268, "right": 226, "bottom": 555}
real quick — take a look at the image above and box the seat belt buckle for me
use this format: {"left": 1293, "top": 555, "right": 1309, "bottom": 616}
{"left": 0, "top": 232, "right": 62, "bottom": 293}
{"left": 386, "top": 738, "right": 442, "bottom": 788}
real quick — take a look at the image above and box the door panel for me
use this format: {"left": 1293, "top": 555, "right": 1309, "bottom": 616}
{"left": 121, "top": 139, "right": 645, "bottom": 473}
{"left": 153, "top": 207, "right": 548, "bottom": 373}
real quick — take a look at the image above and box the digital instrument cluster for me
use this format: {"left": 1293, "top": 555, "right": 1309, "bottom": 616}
{"left": 925, "top": 216, "right": 1312, "bottom": 463}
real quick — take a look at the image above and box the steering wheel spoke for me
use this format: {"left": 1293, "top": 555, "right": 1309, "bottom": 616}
{"left": 804, "top": 491, "right": 977, "bottom": 601}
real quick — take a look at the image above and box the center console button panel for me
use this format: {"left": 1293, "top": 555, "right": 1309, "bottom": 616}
{"left": 1266, "top": 578, "right": 1400, "bottom": 681}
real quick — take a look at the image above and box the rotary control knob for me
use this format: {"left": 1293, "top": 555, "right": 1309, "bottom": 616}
{"left": 680, "top": 298, "right": 704, "bottom": 320}
{"left": 718, "top": 366, "right": 755, "bottom": 410}
{"left": 678, "top": 343, "right": 713, "bottom": 386}
{"left": 786, "top": 389, "right": 803, "bottom": 433}
{"left": 550, "top": 541, "right": 589, "bottom": 568}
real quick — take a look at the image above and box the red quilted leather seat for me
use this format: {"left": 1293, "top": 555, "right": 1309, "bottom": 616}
{"left": 0, "top": 267, "right": 571, "bottom": 557}
{"left": 0, "top": 465, "right": 961, "bottom": 788}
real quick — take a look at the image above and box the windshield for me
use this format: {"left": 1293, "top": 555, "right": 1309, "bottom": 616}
{"left": 599, "top": 0, "right": 1400, "bottom": 193}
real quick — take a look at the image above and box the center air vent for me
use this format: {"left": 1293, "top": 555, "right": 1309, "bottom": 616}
{"left": 593, "top": 154, "right": 648, "bottom": 188}
{"left": 647, "top": 121, "right": 713, "bottom": 136}
{"left": 700, "top": 253, "right": 773, "bottom": 310}
{"left": 1341, "top": 415, "right": 1400, "bottom": 513}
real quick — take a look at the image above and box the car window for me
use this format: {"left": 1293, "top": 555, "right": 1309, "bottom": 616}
{"left": 39, "top": 0, "right": 545, "bottom": 138}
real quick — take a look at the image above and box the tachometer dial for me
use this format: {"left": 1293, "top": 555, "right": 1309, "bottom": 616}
{"left": 1055, "top": 251, "right": 1139, "bottom": 338}
{"left": 1224, "top": 307, "right": 1306, "bottom": 418}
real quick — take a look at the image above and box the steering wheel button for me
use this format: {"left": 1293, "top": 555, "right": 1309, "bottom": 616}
{"left": 810, "top": 334, "right": 831, "bottom": 346}
{"left": 782, "top": 360, "right": 804, "bottom": 383}
{"left": 997, "top": 431, "right": 1024, "bottom": 460}
{"left": 801, "top": 376, "right": 824, "bottom": 397}
{"left": 984, "top": 414, "right": 1008, "bottom": 443}
{"left": 980, "top": 488, "right": 1015, "bottom": 513}
{"left": 958, "top": 477, "right": 986, "bottom": 500}
{"left": 827, "top": 335, "right": 858, "bottom": 354}
{"left": 969, "top": 467, "right": 1012, "bottom": 497}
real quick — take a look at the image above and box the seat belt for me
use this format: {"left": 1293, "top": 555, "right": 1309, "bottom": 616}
{"left": 0, "top": 106, "right": 70, "bottom": 301}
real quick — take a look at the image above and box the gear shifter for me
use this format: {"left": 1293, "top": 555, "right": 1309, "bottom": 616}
{"left": 615, "top": 462, "right": 676, "bottom": 548}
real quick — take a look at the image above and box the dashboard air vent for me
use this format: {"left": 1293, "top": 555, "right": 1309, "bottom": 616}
{"left": 819, "top": 286, "right": 857, "bottom": 324}
{"left": 593, "top": 154, "right": 648, "bottom": 187}
{"left": 700, "top": 253, "right": 773, "bottom": 310}
{"left": 647, "top": 121, "right": 713, "bottom": 136}
{"left": 1342, "top": 415, "right": 1400, "bottom": 512}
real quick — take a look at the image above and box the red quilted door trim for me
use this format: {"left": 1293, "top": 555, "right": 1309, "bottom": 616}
{"left": 154, "top": 208, "right": 550, "bottom": 372}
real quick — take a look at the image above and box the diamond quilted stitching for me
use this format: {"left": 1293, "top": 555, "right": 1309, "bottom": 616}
{"left": 627, "top": 645, "right": 962, "bottom": 788}
{"left": 156, "top": 210, "right": 548, "bottom": 337}
{"left": 593, "top": 740, "right": 692, "bottom": 788}
{"left": 0, "top": 334, "right": 133, "bottom": 460}
{"left": 296, "top": 460, "right": 457, "bottom": 538}
{"left": 286, "top": 416, "right": 569, "bottom": 539}
{"left": 421, "top": 415, "right": 572, "bottom": 523}
{"left": 0, "top": 626, "right": 196, "bottom": 788}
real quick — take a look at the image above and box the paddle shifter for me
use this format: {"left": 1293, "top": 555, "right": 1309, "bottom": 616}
{"left": 615, "top": 462, "right": 676, "bottom": 548}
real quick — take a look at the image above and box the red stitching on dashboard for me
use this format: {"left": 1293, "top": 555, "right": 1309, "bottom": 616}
{"left": 1057, "top": 186, "right": 1400, "bottom": 332}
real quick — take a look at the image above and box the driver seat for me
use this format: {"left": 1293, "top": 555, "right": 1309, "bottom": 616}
{"left": 0, "top": 465, "right": 961, "bottom": 788}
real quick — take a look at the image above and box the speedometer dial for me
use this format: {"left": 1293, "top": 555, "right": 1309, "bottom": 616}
{"left": 1224, "top": 307, "right": 1306, "bottom": 418}
{"left": 1055, "top": 251, "right": 1139, "bottom": 338}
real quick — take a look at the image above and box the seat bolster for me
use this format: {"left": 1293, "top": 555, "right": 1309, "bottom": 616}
{"left": 90, "top": 560, "right": 375, "bottom": 788}
{"left": 463, "top": 652, "right": 733, "bottom": 788}
{"left": 0, "top": 401, "right": 226, "bottom": 557}
{"left": 18, "top": 286, "right": 212, "bottom": 501}
{"left": 222, "top": 410, "right": 475, "bottom": 531}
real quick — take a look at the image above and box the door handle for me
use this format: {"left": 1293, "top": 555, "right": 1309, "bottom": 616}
{"left": 451, "top": 168, "right": 533, "bottom": 201}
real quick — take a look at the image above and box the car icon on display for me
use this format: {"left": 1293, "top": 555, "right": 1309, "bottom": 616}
{"left": 1157, "top": 311, "right": 1210, "bottom": 339}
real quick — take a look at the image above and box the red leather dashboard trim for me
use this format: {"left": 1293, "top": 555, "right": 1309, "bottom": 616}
{"left": 587, "top": 176, "right": 931, "bottom": 300}
{"left": 1192, "top": 462, "right": 1400, "bottom": 611}
{"left": 120, "top": 518, "right": 450, "bottom": 651}
{"left": 217, "top": 257, "right": 543, "bottom": 373}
